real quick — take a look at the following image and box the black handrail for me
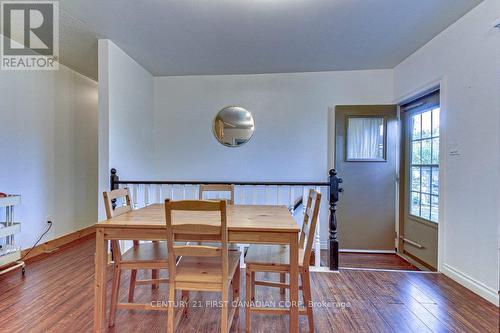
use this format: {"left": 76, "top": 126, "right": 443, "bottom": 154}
{"left": 115, "top": 179, "right": 329, "bottom": 187}
{"left": 109, "top": 168, "right": 342, "bottom": 270}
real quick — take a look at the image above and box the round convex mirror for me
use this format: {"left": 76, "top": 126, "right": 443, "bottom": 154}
{"left": 213, "top": 106, "right": 255, "bottom": 147}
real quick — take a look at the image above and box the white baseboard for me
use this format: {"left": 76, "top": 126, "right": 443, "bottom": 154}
{"left": 441, "top": 263, "right": 499, "bottom": 305}
{"left": 319, "top": 242, "right": 395, "bottom": 254}
{"left": 339, "top": 249, "right": 396, "bottom": 254}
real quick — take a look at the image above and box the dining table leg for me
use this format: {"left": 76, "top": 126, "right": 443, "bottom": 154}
{"left": 94, "top": 227, "right": 107, "bottom": 332}
{"left": 289, "top": 232, "right": 299, "bottom": 333}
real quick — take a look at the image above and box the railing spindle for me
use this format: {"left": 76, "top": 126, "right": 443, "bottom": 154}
{"left": 314, "top": 186, "right": 321, "bottom": 268}
{"left": 144, "top": 184, "right": 150, "bottom": 206}
{"left": 155, "top": 185, "right": 161, "bottom": 204}
{"left": 132, "top": 185, "right": 138, "bottom": 209}
{"left": 242, "top": 186, "right": 246, "bottom": 204}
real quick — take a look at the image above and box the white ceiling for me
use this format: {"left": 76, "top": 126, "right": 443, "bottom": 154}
{"left": 59, "top": 0, "right": 483, "bottom": 80}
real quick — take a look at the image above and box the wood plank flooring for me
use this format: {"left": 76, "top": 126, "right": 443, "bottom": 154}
{"left": 0, "top": 235, "right": 497, "bottom": 332}
{"left": 320, "top": 250, "right": 420, "bottom": 271}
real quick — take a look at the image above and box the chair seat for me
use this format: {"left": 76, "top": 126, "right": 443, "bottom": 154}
{"left": 121, "top": 242, "right": 168, "bottom": 263}
{"left": 175, "top": 251, "right": 240, "bottom": 284}
{"left": 245, "top": 245, "right": 304, "bottom": 268}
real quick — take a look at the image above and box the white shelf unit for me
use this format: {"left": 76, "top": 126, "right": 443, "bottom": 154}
{"left": 0, "top": 195, "right": 25, "bottom": 276}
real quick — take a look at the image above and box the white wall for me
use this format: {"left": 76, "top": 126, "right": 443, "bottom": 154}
{"left": 98, "top": 40, "right": 154, "bottom": 220}
{"left": 153, "top": 70, "right": 393, "bottom": 181}
{"left": 0, "top": 65, "right": 98, "bottom": 249}
{"left": 394, "top": 0, "right": 500, "bottom": 304}
{"left": 153, "top": 70, "right": 394, "bottom": 245}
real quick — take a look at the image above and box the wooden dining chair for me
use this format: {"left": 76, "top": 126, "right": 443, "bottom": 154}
{"left": 199, "top": 184, "right": 235, "bottom": 204}
{"left": 103, "top": 188, "right": 169, "bottom": 327}
{"left": 244, "top": 189, "right": 321, "bottom": 333}
{"left": 165, "top": 199, "right": 241, "bottom": 333}
{"left": 198, "top": 184, "right": 239, "bottom": 251}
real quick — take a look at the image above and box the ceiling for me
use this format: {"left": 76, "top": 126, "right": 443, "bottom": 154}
{"left": 58, "top": 0, "right": 483, "bottom": 80}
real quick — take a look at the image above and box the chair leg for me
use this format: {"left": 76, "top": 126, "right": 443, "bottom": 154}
{"left": 280, "top": 272, "right": 286, "bottom": 296}
{"left": 221, "top": 284, "right": 229, "bottom": 333}
{"left": 245, "top": 269, "right": 252, "bottom": 333}
{"left": 250, "top": 271, "right": 256, "bottom": 301}
{"left": 182, "top": 290, "right": 189, "bottom": 317}
{"left": 301, "top": 270, "right": 314, "bottom": 333}
{"left": 167, "top": 285, "right": 176, "bottom": 333}
{"left": 152, "top": 269, "right": 159, "bottom": 289}
{"left": 233, "top": 266, "right": 240, "bottom": 319}
{"left": 152, "top": 241, "right": 159, "bottom": 289}
{"left": 128, "top": 269, "right": 137, "bottom": 302}
{"left": 108, "top": 264, "right": 121, "bottom": 327}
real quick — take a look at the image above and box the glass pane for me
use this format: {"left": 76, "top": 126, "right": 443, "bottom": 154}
{"left": 431, "top": 195, "right": 439, "bottom": 222}
{"left": 411, "top": 167, "right": 421, "bottom": 191}
{"left": 421, "top": 194, "right": 431, "bottom": 220}
{"left": 411, "top": 141, "right": 421, "bottom": 164}
{"left": 432, "top": 108, "right": 440, "bottom": 137}
{"left": 431, "top": 138, "right": 439, "bottom": 164}
{"left": 411, "top": 114, "right": 421, "bottom": 140}
{"left": 431, "top": 167, "right": 439, "bottom": 195}
{"left": 421, "top": 110, "right": 432, "bottom": 139}
{"left": 410, "top": 192, "right": 420, "bottom": 216}
{"left": 347, "top": 117, "right": 385, "bottom": 160}
{"left": 421, "top": 139, "right": 432, "bottom": 164}
{"left": 421, "top": 167, "right": 431, "bottom": 194}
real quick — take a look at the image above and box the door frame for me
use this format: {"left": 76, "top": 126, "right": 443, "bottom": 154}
{"left": 394, "top": 76, "right": 447, "bottom": 272}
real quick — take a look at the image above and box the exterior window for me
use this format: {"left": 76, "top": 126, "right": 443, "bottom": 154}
{"left": 346, "top": 116, "right": 386, "bottom": 161}
{"left": 409, "top": 107, "right": 440, "bottom": 222}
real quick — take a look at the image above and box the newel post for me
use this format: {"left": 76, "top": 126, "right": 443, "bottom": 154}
{"left": 328, "top": 169, "right": 343, "bottom": 270}
{"left": 110, "top": 168, "right": 119, "bottom": 209}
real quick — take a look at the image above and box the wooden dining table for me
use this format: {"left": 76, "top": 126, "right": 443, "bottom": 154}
{"left": 94, "top": 204, "right": 301, "bottom": 332}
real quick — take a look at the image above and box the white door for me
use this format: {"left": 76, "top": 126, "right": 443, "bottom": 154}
{"left": 400, "top": 91, "right": 440, "bottom": 270}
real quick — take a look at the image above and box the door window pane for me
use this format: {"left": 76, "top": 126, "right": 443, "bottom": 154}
{"left": 411, "top": 192, "right": 420, "bottom": 216}
{"left": 421, "top": 194, "right": 431, "bottom": 220}
{"left": 421, "top": 167, "right": 431, "bottom": 194}
{"left": 411, "top": 141, "right": 421, "bottom": 164}
{"left": 411, "top": 167, "right": 421, "bottom": 192}
{"left": 431, "top": 167, "right": 439, "bottom": 195}
{"left": 408, "top": 108, "right": 440, "bottom": 223}
{"left": 432, "top": 108, "right": 440, "bottom": 137}
{"left": 432, "top": 138, "right": 439, "bottom": 164}
{"left": 422, "top": 111, "right": 432, "bottom": 138}
{"left": 412, "top": 114, "right": 421, "bottom": 140}
{"left": 346, "top": 117, "right": 385, "bottom": 160}
{"left": 431, "top": 196, "right": 439, "bottom": 222}
{"left": 421, "top": 139, "right": 432, "bottom": 164}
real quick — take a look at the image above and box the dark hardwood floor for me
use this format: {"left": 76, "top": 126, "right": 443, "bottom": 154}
{"left": 0, "top": 235, "right": 497, "bottom": 332}
{"left": 320, "top": 250, "right": 420, "bottom": 271}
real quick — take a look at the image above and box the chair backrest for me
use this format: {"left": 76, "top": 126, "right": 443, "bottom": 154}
{"left": 103, "top": 188, "right": 134, "bottom": 263}
{"left": 199, "top": 184, "right": 235, "bottom": 205}
{"left": 299, "top": 189, "right": 322, "bottom": 265}
{"left": 165, "top": 199, "right": 228, "bottom": 281}
{"left": 103, "top": 188, "right": 132, "bottom": 219}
